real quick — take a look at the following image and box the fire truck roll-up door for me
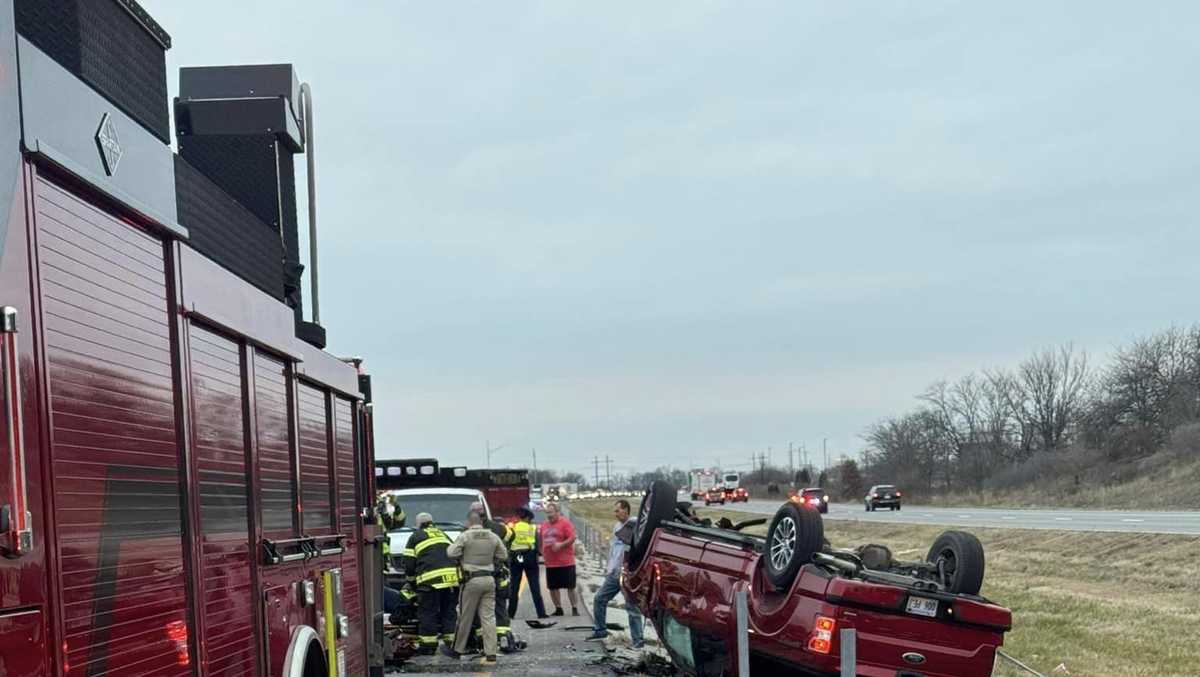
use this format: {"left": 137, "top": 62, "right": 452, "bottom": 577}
{"left": 333, "top": 398, "right": 366, "bottom": 676}
{"left": 34, "top": 173, "right": 193, "bottom": 676}
{"left": 186, "top": 324, "right": 258, "bottom": 676}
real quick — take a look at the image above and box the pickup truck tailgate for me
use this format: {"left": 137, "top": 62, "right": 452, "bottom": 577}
{"left": 837, "top": 605, "right": 1005, "bottom": 677}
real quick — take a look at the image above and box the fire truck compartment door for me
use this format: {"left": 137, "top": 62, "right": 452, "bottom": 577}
{"left": 0, "top": 608, "right": 46, "bottom": 676}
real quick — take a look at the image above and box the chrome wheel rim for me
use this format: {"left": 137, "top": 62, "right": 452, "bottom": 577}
{"left": 770, "top": 516, "right": 796, "bottom": 570}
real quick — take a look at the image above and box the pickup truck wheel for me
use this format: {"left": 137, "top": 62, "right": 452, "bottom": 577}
{"left": 927, "top": 530, "right": 985, "bottom": 595}
{"left": 764, "top": 502, "right": 823, "bottom": 590}
{"left": 631, "top": 480, "right": 677, "bottom": 568}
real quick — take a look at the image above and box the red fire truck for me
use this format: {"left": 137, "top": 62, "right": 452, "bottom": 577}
{"left": 0, "top": 2, "right": 384, "bottom": 676}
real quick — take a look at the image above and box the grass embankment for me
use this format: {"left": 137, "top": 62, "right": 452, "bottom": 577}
{"left": 907, "top": 451, "right": 1200, "bottom": 511}
{"left": 570, "top": 499, "right": 1200, "bottom": 677}
{"left": 925, "top": 457, "right": 1200, "bottom": 510}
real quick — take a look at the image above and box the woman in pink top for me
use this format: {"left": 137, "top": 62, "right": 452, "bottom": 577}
{"left": 539, "top": 501, "right": 579, "bottom": 615}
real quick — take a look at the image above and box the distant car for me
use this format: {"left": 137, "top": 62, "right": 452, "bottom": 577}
{"left": 866, "top": 484, "right": 902, "bottom": 511}
{"left": 726, "top": 486, "right": 749, "bottom": 503}
{"left": 704, "top": 485, "right": 726, "bottom": 506}
{"left": 791, "top": 487, "right": 829, "bottom": 513}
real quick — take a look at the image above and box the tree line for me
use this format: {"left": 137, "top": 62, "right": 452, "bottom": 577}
{"left": 860, "top": 326, "right": 1200, "bottom": 498}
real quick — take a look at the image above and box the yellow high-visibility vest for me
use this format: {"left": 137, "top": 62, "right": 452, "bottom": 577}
{"left": 511, "top": 521, "right": 536, "bottom": 552}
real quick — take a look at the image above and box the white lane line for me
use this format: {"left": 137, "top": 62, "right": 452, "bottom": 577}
{"left": 1122, "top": 519, "right": 1144, "bottom": 523}
{"left": 1055, "top": 517, "right": 1072, "bottom": 521}
{"left": 1001, "top": 516, "right": 1016, "bottom": 520}
{"left": 957, "top": 514, "right": 972, "bottom": 518}
{"left": 923, "top": 514, "right": 935, "bottom": 517}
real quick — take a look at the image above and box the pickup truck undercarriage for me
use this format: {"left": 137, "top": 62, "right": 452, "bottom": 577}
{"left": 622, "top": 481, "right": 1012, "bottom": 677}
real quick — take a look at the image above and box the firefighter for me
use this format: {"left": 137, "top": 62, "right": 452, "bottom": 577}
{"left": 379, "top": 495, "right": 405, "bottom": 531}
{"left": 402, "top": 512, "right": 460, "bottom": 654}
{"left": 506, "top": 507, "right": 548, "bottom": 620}
{"left": 471, "top": 502, "right": 515, "bottom": 647}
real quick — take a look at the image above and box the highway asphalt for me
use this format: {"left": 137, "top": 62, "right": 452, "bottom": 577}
{"left": 724, "top": 498, "right": 1200, "bottom": 536}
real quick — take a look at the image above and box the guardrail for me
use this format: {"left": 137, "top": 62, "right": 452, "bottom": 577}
{"left": 563, "top": 506, "right": 609, "bottom": 570}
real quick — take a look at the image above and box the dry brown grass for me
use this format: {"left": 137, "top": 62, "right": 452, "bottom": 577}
{"left": 927, "top": 457, "right": 1200, "bottom": 510}
{"left": 570, "top": 498, "right": 1200, "bottom": 677}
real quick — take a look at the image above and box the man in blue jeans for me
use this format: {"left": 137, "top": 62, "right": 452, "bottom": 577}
{"left": 585, "top": 499, "right": 645, "bottom": 648}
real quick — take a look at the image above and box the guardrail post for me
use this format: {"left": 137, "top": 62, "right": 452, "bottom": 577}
{"left": 735, "top": 589, "right": 750, "bottom": 676}
{"left": 840, "top": 628, "right": 856, "bottom": 677}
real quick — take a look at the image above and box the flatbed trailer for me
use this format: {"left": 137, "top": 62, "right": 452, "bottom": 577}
{"left": 0, "top": 2, "right": 386, "bottom": 675}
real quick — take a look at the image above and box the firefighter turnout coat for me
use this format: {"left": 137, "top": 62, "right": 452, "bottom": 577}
{"left": 402, "top": 526, "right": 460, "bottom": 590}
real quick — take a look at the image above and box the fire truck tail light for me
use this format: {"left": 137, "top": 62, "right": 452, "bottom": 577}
{"left": 808, "top": 615, "right": 836, "bottom": 654}
{"left": 166, "top": 620, "right": 189, "bottom": 666}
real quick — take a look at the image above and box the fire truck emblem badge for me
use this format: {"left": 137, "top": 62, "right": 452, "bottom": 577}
{"left": 95, "top": 113, "right": 123, "bottom": 176}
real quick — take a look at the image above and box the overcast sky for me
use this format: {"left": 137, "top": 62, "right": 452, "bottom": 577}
{"left": 145, "top": 2, "right": 1200, "bottom": 479}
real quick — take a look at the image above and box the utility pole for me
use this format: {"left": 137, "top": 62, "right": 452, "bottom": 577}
{"left": 823, "top": 438, "right": 828, "bottom": 473}
{"left": 593, "top": 456, "right": 601, "bottom": 488}
{"left": 532, "top": 448, "right": 538, "bottom": 485}
{"left": 486, "top": 440, "right": 507, "bottom": 468}
{"left": 605, "top": 455, "right": 612, "bottom": 489}
{"left": 789, "top": 442, "right": 795, "bottom": 480}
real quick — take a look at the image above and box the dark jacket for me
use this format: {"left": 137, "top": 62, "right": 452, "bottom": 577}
{"left": 484, "top": 517, "right": 514, "bottom": 548}
{"left": 402, "top": 526, "right": 459, "bottom": 590}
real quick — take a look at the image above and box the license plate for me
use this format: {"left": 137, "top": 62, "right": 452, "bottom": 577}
{"left": 906, "top": 596, "right": 938, "bottom": 618}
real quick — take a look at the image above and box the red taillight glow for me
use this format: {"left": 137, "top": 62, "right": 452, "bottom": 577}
{"left": 808, "top": 615, "right": 836, "bottom": 654}
{"left": 62, "top": 642, "right": 69, "bottom": 673}
{"left": 166, "top": 620, "right": 190, "bottom": 666}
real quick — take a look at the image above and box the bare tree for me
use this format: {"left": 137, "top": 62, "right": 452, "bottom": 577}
{"left": 1007, "top": 344, "right": 1091, "bottom": 453}
{"left": 1086, "top": 326, "right": 1200, "bottom": 457}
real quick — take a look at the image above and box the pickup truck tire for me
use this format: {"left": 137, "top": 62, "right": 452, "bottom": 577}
{"left": 631, "top": 480, "right": 677, "bottom": 568}
{"left": 927, "top": 530, "right": 985, "bottom": 596}
{"left": 763, "top": 502, "right": 824, "bottom": 590}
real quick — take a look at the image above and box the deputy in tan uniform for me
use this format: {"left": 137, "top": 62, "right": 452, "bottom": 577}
{"left": 444, "top": 510, "right": 508, "bottom": 663}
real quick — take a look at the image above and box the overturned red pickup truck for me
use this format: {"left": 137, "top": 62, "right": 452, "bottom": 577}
{"left": 623, "top": 482, "right": 1012, "bottom": 677}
